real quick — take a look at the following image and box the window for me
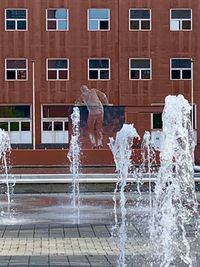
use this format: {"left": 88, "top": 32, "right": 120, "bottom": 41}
{"left": 5, "top": 59, "right": 27, "bottom": 80}
{"left": 42, "top": 105, "right": 69, "bottom": 144}
{"left": 170, "top": 59, "right": 192, "bottom": 80}
{"left": 129, "top": 59, "right": 151, "bottom": 80}
{"left": 0, "top": 105, "right": 31, "bottom": 144}
{"left": 88, "top": 59, "right": 110, "bottom": 80}
{"left": 5, "top": 9, "right": 28, "bottom": 31}
{"left": 129, "top": 9, "right": 151, "bottom": 30}
{"left": 88, "top": 9, "right": 110, "bottom": 31}
{"left": 47, "top": 59, "right": 69, "bottom": 80}
{"left": 152, "top": 113, "right": 163, "bottom": 129}
{"left": 46, "top": 8, "right": 69, "bottom": 31}
{"left": 170, "top": 9, "right": 192, "bottom": 31}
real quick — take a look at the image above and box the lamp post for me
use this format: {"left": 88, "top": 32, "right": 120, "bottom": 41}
{"left": 191, "top": 59, "right": 194, "bottom": 132}
{"left": 32, "top": 60, "right": 36, "bottom": 150}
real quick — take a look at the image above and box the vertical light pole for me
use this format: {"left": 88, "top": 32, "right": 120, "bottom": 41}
{"left": 191, "top": 59, "right": 194, "bottom": 132}
{"left": 32, "top": 60, "right": 36, "bottom": 150}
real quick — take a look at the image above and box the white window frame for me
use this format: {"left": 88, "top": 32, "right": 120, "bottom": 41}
{"left": 87, "top": 8, "right": 110, "bottom": 31}
{"left": 129, "top": 8, "right": 151, "bottom": 31}
{"left": 170, "top": 58, "right": 192, "bottom": 80}
{"left": 0, "top": 104, "right": 32, "bottom": 144}
{"left": 170, "top": 9, "right": 192, "bottom": 31}
{"left": 41, "top": 104, "right": 69, "bottom": 144}
{"left": 5, "top": 58, "right": 28, "bottom": 81}
{"left": 46, "top": 58, "right": 69, "bottom": 81}
{"left": 129, "top": 58, "right": 152, "bottom": 80}
{"left": 46, "top": 8, "right": 69, "bottom": 31}
{"left": 5, "top": 8, "right": 28, "bottom": 31}
{"left": 88, "top": 58, "right": 110, "bottom": 80}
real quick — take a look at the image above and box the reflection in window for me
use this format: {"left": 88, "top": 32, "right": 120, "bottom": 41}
{"left": 47, "top": 8, "right": 69, "bottom": 30}
{"left": 21, "top": 121, "right": 30, "bottom": 131}
{"left": 153, "top": 113, "right": 163, "bottom": 129}
{"left": 47, "top": 59, "right": 69, "bottom": 80}
{"left": 88, "top": 9, "right": 110, "bottom": 31}
{"left": 129, "top": 9, "right": 151, "bottom": 30}
{"left": 6, "top": 9, "right": 27, "bottom": 30}
{"left": 10, "top": 122, "right": 19, "bottom": 131}
{"left": 130, "top": 59, "right": 151, "bottom": 80}
{"left": 170, "top": 9, "right": 192, "bottom": 31}
{"left": 88, "top": 59, "right": 110, "bottom": 80}
{"left": 0, "top": 122, "right": 8, "bottom": 131}
{"left": 43, "top": 122, "right": 52, "bottom": 131}
{"left": 54, "top": 121, "right": 63, "bottom": 131}
{"left": 171, "top": 59, "right": 192, "bottom": 80}
{"left": 0, "top": 105, "right": 30, "bottom": 118}
{"left": 6, "top": 59, "right": 27, "bottom": 80}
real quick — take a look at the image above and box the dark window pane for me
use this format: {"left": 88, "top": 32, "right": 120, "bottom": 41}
{"left": 10, "top": 122, "right": 19, "bottom": 131}
{"left": 172, "top": 70, "right": 181, "bottom": 79}
{"left": 141, "top": 20, "right": 150, "bottom": 29}
{"left": 172, "top": 59, "right": 191, "bottom": 68}
{"left": 48, "top": 60, "right": 68, "bottom": 69}
{"left": 48, "top": 70, "right": 57, "bottom": 79}
{"left": 182, "top": 70, "right": 191, "bottom": 79}
{"left": 7, "top": 60, "right": 26, "bottom": 69}
{"left": 17, "top": 20, "right": 26, "bottom": 30}
{"left": 59, "top": 70, "right": 68, "bottom": 79}
{"left": 43, "top": 121, "right": 52, "bottom": 131}
{"left": 131, "top": 59, "right": 150, "bottom": 68}
{"left": 54, "top": 121, "right": 63, "bottom": 131}
{"left": 89, "top": 70, "right": 98, "bottom": 79}
{"left": 171, "top": 10, "right": 191, "bottom": 19}
{"left": 131, "top": 70, "right": 139, "bottom": 79}
{"left": 0, "top": 106, "right": 30, "bottom": 118}
{"left": 100, "top": 20, "right": 109, "bottom": 29}
{"left": 153, "top": 113, "right": 162, "bottom": 129}
{"left": 6, "top": 10, "right": 26, "bottom": 19}
{"left": 141, "top": 70, "right": 150, "bottom": 79}
{"left": 21, "top": 121, "right": 30, "bottom": 131}
{"left": 130, "top": 20, "right": 139, "bottom": 29}
{"left": 130, "top": 10, "right": 150, "bottom": 19}
{"left": 43, "top": 106, "right": 68, "bottom": 118}
{"left": 0, "top": 122, "right": 8, "bottom": 131}
{"left": 100, "top": 70, "right": 109, "bottom": 79}
{"left": 182, "top": 20, "right": 191, "bottom": 30}
{"left": 47, "top": 10, "right": 56, "bottom": 19}
{"left": 65, "top": 122, "right": 68, "bottom": 130}
{"left": 48, "top": 20, "right": 56, "bottom": 29}
{"left": 6, "top": 20, "right": 15, "bottom": 29}
{"left": 17, "top": 70, "right": 26, "bottom": 80}
{"left": 89, "top": 9, "right": 109, "bottom": 19}
{"left": 89, "top": 60, "right": 109, "bottom": 68}
{"left": 7, "top": 70, "right": 16, "bottom": 80}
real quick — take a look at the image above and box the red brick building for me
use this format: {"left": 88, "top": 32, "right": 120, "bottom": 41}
{"left": 0, "top": 0, "right": 200, "bottom": 166}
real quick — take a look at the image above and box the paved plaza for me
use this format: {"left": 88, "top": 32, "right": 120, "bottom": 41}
{"left": 0, "top": 193, "right": 199, "bottom": 266}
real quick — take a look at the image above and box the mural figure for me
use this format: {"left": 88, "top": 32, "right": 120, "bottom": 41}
{"left": 75, "top": 85, "right": 109, "bottom": 148}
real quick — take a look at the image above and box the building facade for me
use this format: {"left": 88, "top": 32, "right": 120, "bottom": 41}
{"left": 0, "top": 0, "right": 200, "bottom": 165}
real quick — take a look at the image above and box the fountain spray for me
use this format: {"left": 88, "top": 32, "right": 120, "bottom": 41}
{"left": 67, "top": 107, "right": 81, "bottom": 222}
{"left": 150, "top": 95, "right": 198, "bottom": 267}
{"left": 109, "top": 124, "right": 139, "bottom": 267}
{"left": 0, "top": 129, "right": 11, "bottom": 205}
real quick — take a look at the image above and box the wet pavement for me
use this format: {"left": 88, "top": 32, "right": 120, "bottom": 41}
{"left": 0, "top": 193, "right": 199, "bottom": 266}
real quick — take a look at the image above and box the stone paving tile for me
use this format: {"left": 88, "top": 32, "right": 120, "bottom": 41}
{"left": 92, "top": 225, "right": 111, "bottom": 237}
{"left": 68, "top": 256, "right": 92, "bottom": 266}
{"left": 63, "top": 225, "right": 80, "bottom": 238}
{"left": 87, "top": 255, "right": 114, "bottom": 266}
